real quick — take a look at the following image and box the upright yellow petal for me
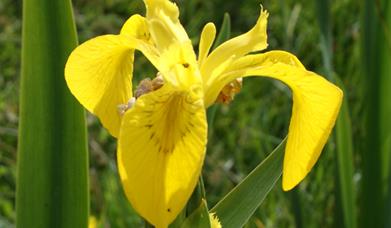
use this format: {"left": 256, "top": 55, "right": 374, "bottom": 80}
{"left": 201, "top": 8, "right": 268, "bottom": 84}
{"left": 204, "top": 51, "right": 342, "bottom": 190}
{"left": 156, "top": 42, "right": 202, "bottom": 89}
{"left": 121, "top": 14, "right": 152, "bottom": 43}
{"left": 65, "top": 15, "right": 160, "bottom": 137}
{"left": 117, "top": 84, "right": 207, "bottom": 227}
{"left": 143, "top": 0, "right": 189, "bottom": 51}
{"left": 198, "top": 22, "right": 216, "bottom": 67}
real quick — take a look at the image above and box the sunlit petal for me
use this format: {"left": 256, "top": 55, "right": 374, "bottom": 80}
{"left": 65, "top": 15, "right": 161, "bottom": 137}
{"left": 144, "top": 0, "right": 190, "bottom": 51}
{"left": 201, "top": 8, "right": 268, "bottom": 84}
{"left": 121, "top": 14, "right": 152, "bottom": 43}
{"left": 205, "top": 51, "right": 343, "bottom": 190}
{"left": 157, "top": 42, "right": 202, "bottom": 89}
{"left": 65, "top": 35, "right": 133, "bottom": 137}
{"left": 198, "top": 22, "right": 216, "bottom": 68}
{"left": 118, "top": 84, "right": 207, "bottom": 227}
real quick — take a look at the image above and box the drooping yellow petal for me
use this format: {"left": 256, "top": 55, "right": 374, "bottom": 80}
{"left": 205, "top": 51, "right": 343, "bottom": 190}
{"left": 117, "top": 84, "right": 207, "bottom": 227}
{"left": 143, "top": 0, "right": 189, "bottom": 51}
{"left": 200, "top": 8, "right": 268, "bottom": 83}
{"left": 198, "top": 22, "right": 216, "bottom": 67}
{"left": 204, "top": 51, "right": 305, "bottom": 106}
{"left": 65, "top": 15, "right": 160, "bottom": 137}
{"left": 65, "top": 35, "right": 133, "bottom": 137}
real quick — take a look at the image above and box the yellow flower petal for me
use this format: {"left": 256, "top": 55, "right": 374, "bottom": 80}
{"left": 88, "top": 216, "right": 97, "bottom": 228}
{"left": 209, "top": 213, "right": 222, "bottom": 228}
{"left": 144, "top": 0, "right": 189, "bottom": 51}
{"left": 198, "top": 22, "right": 216, "bottom": 68}
{"left": 65, "top": 15, "right": 160, "bottom": 137}
{"left": 117, "top": 84, "right": 207, "bottom": 227}
{"left": 201, "top": 8, "right": 268, "bottom": 84}
{"left": 205, "top": 51, "right": 342, "bottom": 190}
{"left": 65, "top": 35, "right": 133, "bottom": 137}
{"left": 120, "top": 14, "right": 151, "bottom": 42}
{"left": 157, "top": 42, "right": 202, "bottom": 89}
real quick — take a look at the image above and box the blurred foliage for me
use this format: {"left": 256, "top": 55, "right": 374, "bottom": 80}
{"left": 0, "top": 0, "right": 21, "bottom": 226}
{"left": 0, "top": 0, "right": 363, "bottom": 227}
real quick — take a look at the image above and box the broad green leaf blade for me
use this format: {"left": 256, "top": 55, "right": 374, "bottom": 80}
{"left": 334, "top": 77, "right": 356, "bottom": 228}
{"left": 379, "top": 0, "right": 391, "bottom": 213}
{"left": 315, "top": 0, "right": 356, "bottom": 227}
{"left": 315, "top": 0, "right": 333, "bottom": 77}
{"left": 361, "top": 0, "right": 391, "bottom": 227}
{"left": 385, "top": 1, "right": 391, "bottom": 226}
{"left": 210, "top": 138, "right": 285, "bottom": 228}
{"left": 181, "top": 200, "right": 211, "bottom": 228}
{"left": 16, "top": 0, "right": 88, "bottom": 227}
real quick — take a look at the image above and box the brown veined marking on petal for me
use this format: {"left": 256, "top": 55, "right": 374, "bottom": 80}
{"left": 140, "top": 89, "right": 201, "bottom": 155}
{"left": 118, "top": 82, "right": 207, "bottom": 226}
{"left": 143, "top": 31, "right": 151, "bottom": 42}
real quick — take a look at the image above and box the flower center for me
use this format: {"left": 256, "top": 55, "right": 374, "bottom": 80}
{"left": 215, "top": 78, "right": 243, "bottom": 104}
{"left": 117, "top": 73, "right": 164, "bottom": 115}
{"left": 138, "top": 85, "right": 204, "bottom": 154}
{"left": 135, "top": 73, "right": 164, "bottom": 98}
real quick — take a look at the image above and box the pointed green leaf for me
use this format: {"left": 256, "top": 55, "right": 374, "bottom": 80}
{"left": 360, "top": 0, "right": 391, "bottom": 227}
{"left": 213, "top": 12, "right": 231, "bottom": 50}
{"left": 16, "top": 0, "right": 88, "bottom": 227}
{"left": 315, "top": 0, "right": 357, "bottom": 227}
{"left": 334, "top": 76, "right": 356, "bottom": 228}
{"left": 210, "top": 138, "right": 285, "bottom": 228}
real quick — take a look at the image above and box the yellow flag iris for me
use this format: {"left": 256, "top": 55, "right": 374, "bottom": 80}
{"left": 65, "top": 0, "right": 342, "bottom": 227}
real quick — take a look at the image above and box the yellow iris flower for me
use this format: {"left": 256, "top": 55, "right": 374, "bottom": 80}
{"left": 65, "top": 0, "right": 342, "bottom": 227}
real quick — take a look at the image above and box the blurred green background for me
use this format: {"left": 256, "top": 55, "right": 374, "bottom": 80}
{"left": 1, "top": 0, "right": 388, "bottom": 227}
